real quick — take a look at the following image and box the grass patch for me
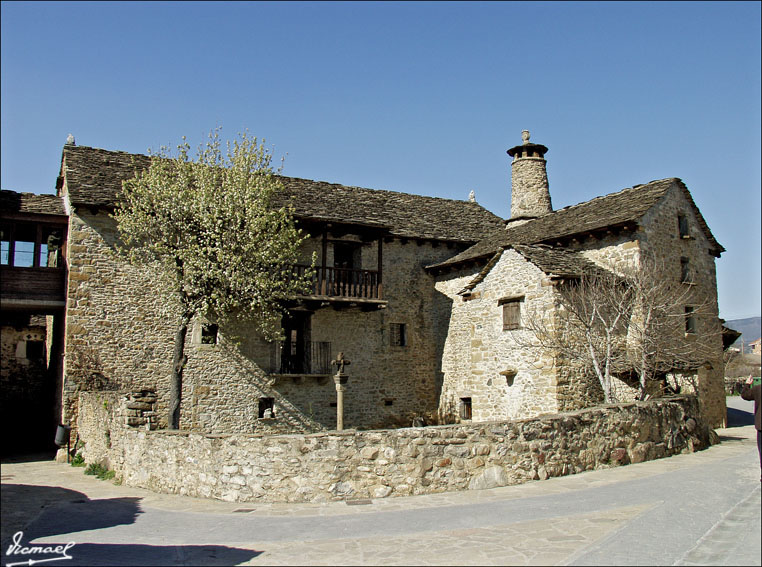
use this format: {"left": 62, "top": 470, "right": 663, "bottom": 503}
{"left": 70, "top": 453, "right": 85, "bottom": 467}
{"left": 84, "top": 463, "right": 116, "bottom": 481}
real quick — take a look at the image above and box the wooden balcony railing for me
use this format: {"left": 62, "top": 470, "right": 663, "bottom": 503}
{"left": 292, "top": 264, "right": 382, "bottom": 300}
{"left": 269, "top": 341, "right": 332, "bottom": 375}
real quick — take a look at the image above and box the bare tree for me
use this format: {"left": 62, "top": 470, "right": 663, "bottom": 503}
{"left": 623, "top": 254, "right": 722, "bottom": 400}
{"left": 519, "top": 254, "right": 722, "bottom": 404}
{"left": 521, "top": 268, "right": 633, "bottom": 403}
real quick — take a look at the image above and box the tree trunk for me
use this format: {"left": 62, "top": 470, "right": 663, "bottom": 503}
{"left": 169, "top": 315, "right": 190, "bottom": 430}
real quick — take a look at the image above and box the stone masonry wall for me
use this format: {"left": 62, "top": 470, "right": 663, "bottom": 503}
{"left": 435, "top": 250, "right": 561, "bottom": 423}
{"left": 636, "top": 183, "right": 725, "bottom": 427}
{"left": 78, "top": 394, "right": 712, "bottom": 503}
{"left": 63, "top": 209, "right": 178, "bottom": 432}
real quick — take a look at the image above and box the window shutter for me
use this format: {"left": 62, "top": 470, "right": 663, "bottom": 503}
{"left": 503, "top": 301, "right": 521, "bottom": 330}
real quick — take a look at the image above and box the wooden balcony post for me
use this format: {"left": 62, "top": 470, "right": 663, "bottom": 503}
{"left": 321, "top": 231, "right": 328, "bottom": 295}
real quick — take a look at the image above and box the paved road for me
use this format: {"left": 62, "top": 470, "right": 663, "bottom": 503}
{"left": 2, "top": 397, "right": 760, "bottom": 566}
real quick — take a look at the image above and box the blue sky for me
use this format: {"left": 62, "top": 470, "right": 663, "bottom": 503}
{"left": 2, "top": 1, "right": 760, "bottom": 320}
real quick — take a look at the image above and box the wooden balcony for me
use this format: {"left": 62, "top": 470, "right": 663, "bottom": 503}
{"left": 292, "top": 264, "right": 382, "bottom": 300}
{"left": 0, "top": 266, "right": 67, "bottom": 311}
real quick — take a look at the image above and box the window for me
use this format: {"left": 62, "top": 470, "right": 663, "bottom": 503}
{"left": 499, "top": 296, "right": 524, "bottom": 330}
{"left": 200, "top": 324, "right": 219, "bottom": 345}
{"left": 0, "top": 224, "right": 64, "bottom": 267}
{"left": 685, "top": 306, "right": 696, "bottom": 334}
{"left": 258, "top": 397, "right": 275, "bottom": 418}
{"left": 333, "top": 242, "right": 361, "bottom": 270}
{"left": 390, "top": 323, "right": 407, "bottom": 347}
{"left": 680, "top": 257, "right": 692, "bottom": 283}
{"left": 26, "top": 340, "right": 45, "bottom": 360}
{"left": 459, "top": 397, "right": 472, "bottom": 420}
{"left": 678, "top": 214, "right": 690, "bottom": 239}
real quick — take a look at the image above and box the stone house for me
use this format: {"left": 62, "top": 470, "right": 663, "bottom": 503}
{"left": 1, "top": 130, "right": 729, "bottom": 443}
{"left": 54, "top": 141, "right": 506, "bottom": 435}
{"left": 428, "top": 134, "right": 725, "bottom": 427}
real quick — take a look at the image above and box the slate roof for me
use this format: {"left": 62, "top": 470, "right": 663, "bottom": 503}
{"left": 429, "top": 178, "right": 724, "bottom": 269}
{"left": 512, "top": 244, "right": 604, "bottom": 278}
{"left": 458, "top": 244, "right": 605, "bottom": 294}
{"left": 0, "top": 190, "right": 67, "bottom": 216}
{"left": 59, "top": 145, "right": 504, "bottom": 243}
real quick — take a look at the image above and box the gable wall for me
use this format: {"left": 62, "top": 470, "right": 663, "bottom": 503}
{"left": 566, "top": 183, "right": 724, "bottom": 425}
{"left": 62, "top": 209, "right": 179, "bottom": 431}
{"left": 434, "top": 250, "right": 560, "bottom": 423}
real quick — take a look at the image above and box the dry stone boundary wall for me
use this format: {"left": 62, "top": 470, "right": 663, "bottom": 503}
{"left": 77, "top": 393, "right": 713, "bottom": 503}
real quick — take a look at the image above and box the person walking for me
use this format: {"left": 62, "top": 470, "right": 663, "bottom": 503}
{"left": 741, "top": 375, "right": 761, "bottom": 482}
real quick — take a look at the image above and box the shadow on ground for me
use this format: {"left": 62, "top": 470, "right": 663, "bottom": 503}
{"left": 3, "top": 542, "right": 262, "bottom": 566}
{"left": 1, "top": 485, "right": 261, "bottom": 566}
{"left": 727, "top": 406, "right": 755, "bottom": 428}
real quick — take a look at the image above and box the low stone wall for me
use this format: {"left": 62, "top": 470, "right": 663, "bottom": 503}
{"left": 78, "top": 395, "right": 713, "bottom": 503}
{"left": 76, "top": 390, "right": 158, "bottom": 467}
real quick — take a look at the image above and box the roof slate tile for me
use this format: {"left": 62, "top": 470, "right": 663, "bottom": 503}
{"left": 59, "top": 145, "right": 504, "bottom": 243}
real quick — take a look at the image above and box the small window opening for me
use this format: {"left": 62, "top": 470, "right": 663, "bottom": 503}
{"left": 459, "top": 397, "right": 472, "bottom": 420}
{"left": 678, "top": 214, "right": 690, "bottom": 238}
{"left": 201, "top": 324, "right": 219, "bottom": 345}
{"left": 329, "top": 402, "right": 337, "bottom": 408}
{"left": 26, "top": 340, "right": 45, "bottom": 360}
{"left": 258, "top": 397, "right": 275, "bottom": 419}
{"left": 680, "top": 257, "right": 691, "bottom": 283}
{"left": 684, "top": 306, "right": 696, "bottom": 334}
{"left": 384, "top": 399, "right": 394, "bottom": 406}
{"left": 390, "top": 323, "right": 407, "bottom": 347}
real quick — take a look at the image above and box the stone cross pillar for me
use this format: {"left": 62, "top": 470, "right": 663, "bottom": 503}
{"left": 331, "top": 352, "right": 351, "bottom": 431}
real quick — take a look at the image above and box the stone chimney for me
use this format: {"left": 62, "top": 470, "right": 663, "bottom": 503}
{"left": 506, "top": 130, "right": 552, "bottom": 221}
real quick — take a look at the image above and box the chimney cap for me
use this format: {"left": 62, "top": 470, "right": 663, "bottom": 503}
{"left": 507, "top": 129, "right": 547, "bottom": 157}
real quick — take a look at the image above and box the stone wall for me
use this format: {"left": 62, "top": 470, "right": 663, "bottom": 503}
{"left": 435, "top": 250, "right": 562, "bottom": 423}
{"left": 76, "top": 390, "right": 158, "bottom": 467}
{"left": 78, "top": 393, "right": 712, "bottom": 503}
{"left": 637, "top": 183, "right": 725, "bottom": 427}
{"left": 63, "top": 209, "right": 178, "bottom": 432}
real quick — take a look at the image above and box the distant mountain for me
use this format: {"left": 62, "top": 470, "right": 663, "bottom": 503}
{"left": 725, "top": 317, "right": 761, "bottom": 351}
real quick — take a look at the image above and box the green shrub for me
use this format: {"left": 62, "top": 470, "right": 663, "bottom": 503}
{"left": 71, "top": 453, "right": 85, "bottom": 467}
{"left": 84, "top": 463, "right": 114, "bottom": 480}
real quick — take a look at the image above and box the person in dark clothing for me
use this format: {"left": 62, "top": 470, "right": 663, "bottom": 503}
{"left": 740, "top": 375, "right": 762, "bottom": 482}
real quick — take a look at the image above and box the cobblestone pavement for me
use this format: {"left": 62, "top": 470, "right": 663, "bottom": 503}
{"left": 2, "top": 398, "right": 760, "bottom": 566}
